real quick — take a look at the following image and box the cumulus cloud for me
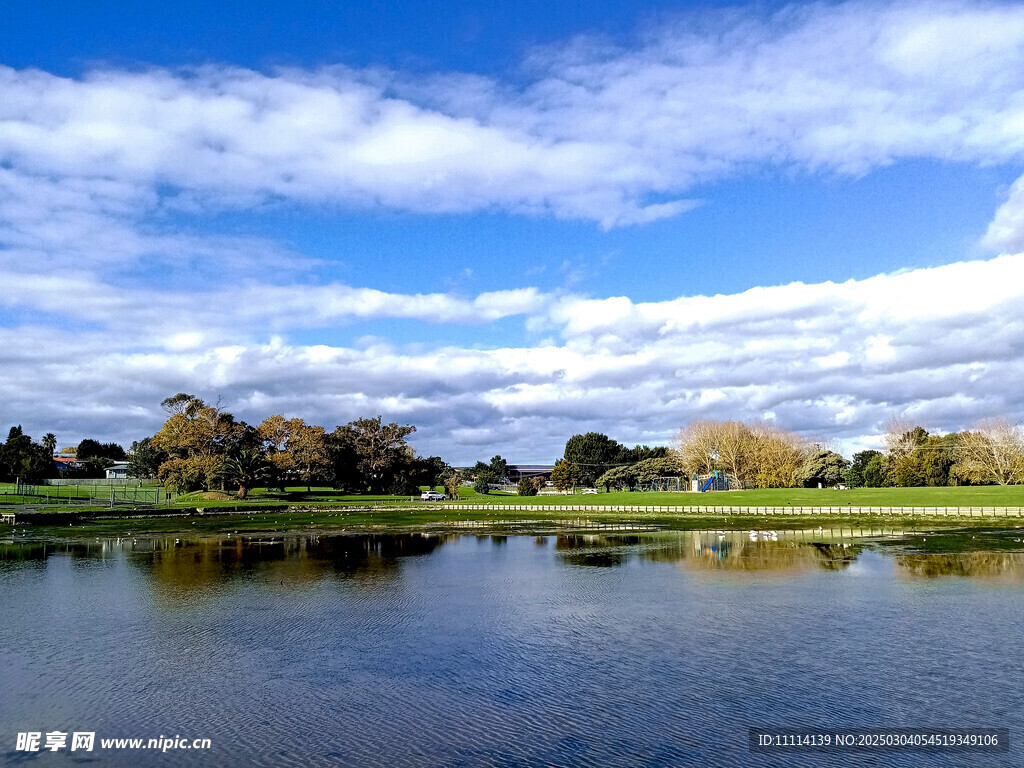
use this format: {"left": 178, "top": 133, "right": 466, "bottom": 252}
{"left": 1, "top": 1, "right": 1023, "bottom": 227}
{"left": 4, "top": 255, "right": 1024, "bottom": 463}
{"left": 984, "top": 173, "right": 1024, "bottom": 252}
{"left": 0, "top": 266, "right": 550, "bottom": 348}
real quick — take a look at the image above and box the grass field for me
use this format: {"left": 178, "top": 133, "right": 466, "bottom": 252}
{"left": 5, "top": 483, "right": 1024, "bottom": 512}
{"left": 11, "top": 505, "right": 1014, "bottom": 540}
{"left": 0, "top": 482, "right": 168, "bottom": 505}
{"left": 446, "top": 485, "right": 1024, "bottom": 507}
{"left": 5, "top": 483, "right": 1024, "bottom": 541}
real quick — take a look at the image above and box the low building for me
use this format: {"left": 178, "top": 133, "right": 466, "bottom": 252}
{"left": 105, "top": 461, "right": 129, "bottom": 480}
{"left": 506, "top": 464, "right": 555, "bottom": 483}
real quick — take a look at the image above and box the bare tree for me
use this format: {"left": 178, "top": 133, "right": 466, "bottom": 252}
{"left": 956, "top": 419, "right": 1024, "bottom": 485}
{"left": 673, "top": 421, "right": 719, "bottom": 477}
{"left": 883, "top": 417, "right": 920, "bottom": 456}
{"left": 674, "top": 419, "right": 811, "bottom": 488}
{"left": 716, "top": 421, "right": 755, "bottom": 489}
{"left": 749, "top": 423, "right": 812, "bottom": 488}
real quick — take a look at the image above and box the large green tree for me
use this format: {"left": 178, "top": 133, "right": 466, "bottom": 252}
{"left": 632, "top": 456, "right": 686, "bottom": 485}
{"left": 151, "top": 397, "right": 254, "bottom": 492}
{"left": 0, "top": 426, "right": 51, "bottom": 482}
{"left": 550, "top": 459, "right": 581, "bottom": 492}
{"left": 489, "top": 455, "right": 508, "bottom": 482}
{"left": 563, "top": 432, "right": 623, "bottom": 486}
{"left": 595, "top": 465, "right": 637, "bottom": 491}
{"left": 258, "top": 415, "right": 332, "bottom": 491}
{"left": 847, "top": 450, "right": 882, "bottom": 487}
{"left": 331, "top": 416, "right": 417, "bottom": 493}
{"left": 127, "top": 437, "right": 167, "bottom": 479}
{"left": 798, "top": 450, "right": 850, "bottom": 488}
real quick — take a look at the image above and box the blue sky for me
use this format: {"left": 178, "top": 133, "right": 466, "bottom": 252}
{"left": 2, "top": 0, "right": 1024, "bottom": 463}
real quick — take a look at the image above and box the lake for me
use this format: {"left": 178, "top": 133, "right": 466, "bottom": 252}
{"left": 2, "top": 527, "right": 1022, "bottom": 766}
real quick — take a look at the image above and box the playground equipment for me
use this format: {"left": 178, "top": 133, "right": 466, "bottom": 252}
{"left": 692, "top": 471, "right": 731, "bottom": 492}
{"left": 646, "top": 476, "right": 686, "bottom": 492}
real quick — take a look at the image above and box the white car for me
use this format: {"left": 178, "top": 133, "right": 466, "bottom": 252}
{"left": 420, "top": 491, "right": 446, "bottom": 501}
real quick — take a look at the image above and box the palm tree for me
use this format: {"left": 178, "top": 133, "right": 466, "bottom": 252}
{"left": 42, "top": 433, "right": 57, "bottom": 457}
{"left": 224, "top": 450, "right": 270, "bottom": 500}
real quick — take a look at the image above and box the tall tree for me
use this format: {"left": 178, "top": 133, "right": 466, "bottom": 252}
{"left": 550, "top": 459, "right": 580, "bottom": 492}
{"left": 151, "top": 396, "right": 247, "bottom": 492}
{"left": 619, "top": 445, "right": 668, "bottom": 463}
{"left": 748, "top": 424, "right": 810, "bottom": 488}
{"left": 955, "top": 420, "right": 1024, "bottom": 485}
{"left": 0, "top": 426, "right": 51, "bottom": 482}
{"left": 258, "top": 416, "right": 331, "bottom": 491}
{"left": 863, "top": 454, "right": 887, "bottom": 487}
{"left": 848, "top": 450, "right": 882, "bottom": 487}
{"left": 127, "top": 437, "right": 167, "bottom": 479}
{"left": 77, "top": 439, "right": 126, "bottom": 461}
{"left": 563, "top": 432, "right": 623, "bottom": 486}
{"left": 674, "top": 420, "right": 810, "bottom": 488}
{"left": 798, "top": 450, "right": 851, "bottom": 488}
{"left": 674, "top": 421, "right": 720, "bottom": 477}
{"left": 489, "top": 455, "right": 509, "bottom": 482}
{"left": 332, "top": 417, "right": 417, "bottom": 493}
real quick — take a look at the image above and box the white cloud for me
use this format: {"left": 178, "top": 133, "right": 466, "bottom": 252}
{"left": 4, "top": 254, "right": 1024, "bottom": 463}
{"left": 984, "top": 173, "right": 1024, "bottom": 252}
{"left": 0, "top": 2, "right": 1023, "bottom": 227}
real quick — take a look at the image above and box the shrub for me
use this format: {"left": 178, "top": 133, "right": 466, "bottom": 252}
{"left": 474, "top": 470, "right": 496, "bottom": 494}
{"left": 517, "top": 478, "right": 538, "bottom": 496}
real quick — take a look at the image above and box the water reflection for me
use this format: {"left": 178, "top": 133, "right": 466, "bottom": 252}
{"left": 896, "top": 552, "right": 1024, "bottom": 580}
{"left": 4, "top": 528, "right": 1024, "bottom": 591}
{"left": 0, "top": 533, "right": 452, "bottom": 601}
{"left": 554, "top": 530, "right": 868, "bottom": 577}
{"left": 552, "top": 528, "right": 1024, "bottom": 583}
{"left": 555, "top": 535, "right": 644, "bottom": 567}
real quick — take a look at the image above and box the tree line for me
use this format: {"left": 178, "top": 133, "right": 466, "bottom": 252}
{"left": 1, "top": 394, "right": 450, "bottom": 497}
{"left": 139, "top": 394, "right": 448, "bottom": 497}
{"left": 548, "top": 419, "right": 1024, "bottom": 492}
{"left": 5, "top": 402, "right": 1024, "bottom": 494}
{"left": 0, "top": 427, "right": 129, "bottom": 483}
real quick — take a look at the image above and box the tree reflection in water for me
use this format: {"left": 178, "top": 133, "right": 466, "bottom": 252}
{"left": 4, "top": 529, "right": 1024, "bottom": 596}
{"left": 553, "top": 531, "right": 865, "bottom": 578}
{"left": 896, "top": 552, "right": 1024, "bottom": 580}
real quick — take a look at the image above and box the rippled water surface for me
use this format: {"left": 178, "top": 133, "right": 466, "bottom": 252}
{"left": 2, "top": 528, "right": 1023, "bottom": 767}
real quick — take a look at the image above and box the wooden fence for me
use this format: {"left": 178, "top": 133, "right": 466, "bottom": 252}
{"left": 439, "top": 503, "right": 1024, "bottom": 517}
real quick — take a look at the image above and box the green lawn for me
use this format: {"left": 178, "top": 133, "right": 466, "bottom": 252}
{"left": 6, "top": 483, "right": 1024, "bottom": 512}
{"left": 456, "top": 485, "right": 1024, "bottom": 507}
{"left": 0, "top": 482, "right": 167, "bottom": 505}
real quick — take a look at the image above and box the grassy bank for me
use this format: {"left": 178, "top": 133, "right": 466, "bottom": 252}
{"left": 173, "top": 484, "right": 1024, "bottom": 508}
{"left": 6, "top": 504, "right": 1023, "bottom": 540}
{"left": 3, "top": 484, "right": 1022, "bottom": 537}
{"left": 5, "top": 484, "right": 1023, "bottom": 512}
{"left": 450, "top": 485, "right": 1024, "bottom": 507}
